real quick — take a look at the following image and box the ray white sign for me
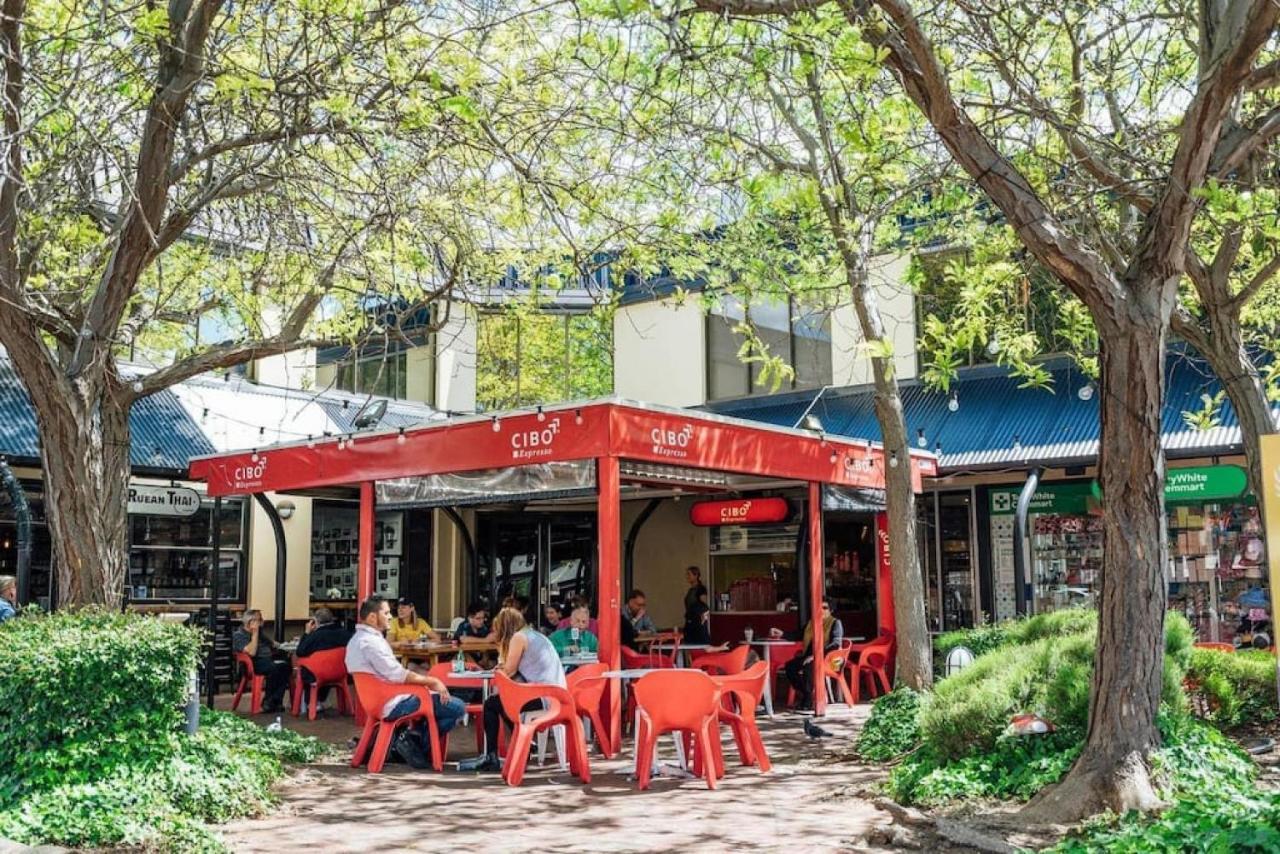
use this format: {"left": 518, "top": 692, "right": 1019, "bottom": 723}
{"left": 128, "top": 485, "right": 202, "bottom": 517}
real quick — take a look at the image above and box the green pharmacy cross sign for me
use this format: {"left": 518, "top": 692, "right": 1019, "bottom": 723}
{"left": 989, "top": 465, "right": 1249, "bottom": 515}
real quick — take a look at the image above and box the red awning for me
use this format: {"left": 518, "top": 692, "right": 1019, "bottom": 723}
{"left": 188, "top": 398, "right": 936, "bottom": 495}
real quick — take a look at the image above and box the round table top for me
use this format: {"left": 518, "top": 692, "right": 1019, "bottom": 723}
{"left": 602, "top": 667, "right": 703, "bottom": 680}
{"left": 648, "top": 642, "right": 715, "bottom": 651}
{"left": 443, "top": 669, "right": 497, "bottom": 681}
{"left": 746, "top": 638, "right": 798, "bottom": 645}
{"left": 560, "top": 654, "right": 600, "bottom": 666}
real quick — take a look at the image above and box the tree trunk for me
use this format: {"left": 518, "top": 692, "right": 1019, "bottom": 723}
{"left": 22, "top": 366, "right": 132, "bottom": 609}
{"left": 847, "top": 250, "right": 932, "bottom": 690}
{"left": 1198, "top": 314, "right": 1275, "bottom": 499}
{"left": 1025, "top": 302, "right": 1169, "bottom": 820}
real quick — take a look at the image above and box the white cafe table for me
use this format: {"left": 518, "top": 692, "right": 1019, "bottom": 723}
{"left": 647, "top": 642, "right": 714, "bottom": 668}
{"left": 603, "top": 668, "right": 702, "bottom": 778}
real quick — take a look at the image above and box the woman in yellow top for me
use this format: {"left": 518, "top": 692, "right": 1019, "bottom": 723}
{"left": 387, "top": 598, "right": 440, "bottom": 643}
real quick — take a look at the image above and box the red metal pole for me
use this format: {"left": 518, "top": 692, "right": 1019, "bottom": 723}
{"left": 597, "top": 456, "right": 623, "bottom": 750}
{"left": 809, "top": 481, "right": 826, "bottom": 716}
{"left": 358, "top": 481, "right": 376, "bottom": 604}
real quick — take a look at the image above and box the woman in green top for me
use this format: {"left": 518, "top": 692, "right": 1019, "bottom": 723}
{"left": 549, "top": 606, "right": 599, "bottom": 656}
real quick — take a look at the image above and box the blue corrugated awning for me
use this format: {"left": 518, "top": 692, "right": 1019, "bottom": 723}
{"left": 708, "top": 346, "right": 1279, "bottom": 473}
{"left": 0, "top": 358, "right": 215, "bottom": 473}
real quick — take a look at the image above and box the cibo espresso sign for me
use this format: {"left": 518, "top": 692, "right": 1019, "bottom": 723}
{"left": 690, "top": 497, "right": 790, "bottom": 527}
{"left": 128, "top": 484, "right": 201, "bottom": 517}
{"left": 511, "top": 416, "right": 561, "bottom": 461}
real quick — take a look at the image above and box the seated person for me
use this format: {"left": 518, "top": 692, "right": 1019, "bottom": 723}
{"left": 549, "top": 606, "right": 599, "bottom": 657}
{"left": 454, "top": 602, "right": 494, "bottom": 642}
{"left": 388, "top": 598, "right": 439, "bottom": 643}
{"left": 459, "top": 607, "right": 567, "bottom": 773}
{"left": 232, "top": 609, "right": 292, "bottom": 714}
{"left": 784, "top": 599, "right": 844, "bottom": 710}
{"left": 346, "top": 597, "right": 465, "bottom": 769}
{"left": 621, "top": 588, "right": 656, "bottom": 642}
{"left": 295, "top": 607, "right": 353, "bottom": 713}
{"left": 0, "top": 574, "right": 16, "bottom": 623}
{"left": 540, "top": 603, "right": 563, "bottom": 635}
{"left": 556, "top": 595, "right": 600, "bottom": 635}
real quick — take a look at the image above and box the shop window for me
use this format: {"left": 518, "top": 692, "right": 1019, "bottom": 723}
{"left": 128, "top": 499, "right": 247, "bottom": 602}
{"left": 706, "top": 295, "right": 832, "bottom": 402}
{"left": 310, "top": 504, "right": 404, "bottom": 602}
{"left": 476, "top": 312, "right": 613, "bottom": 411}
{"left": 334, "top": 350, "right": 411, "bottom": 400}
{"left": 1169, "top": 502, "right": 1269, "bottom": 646}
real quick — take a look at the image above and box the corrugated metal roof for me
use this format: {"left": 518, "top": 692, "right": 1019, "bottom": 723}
{"left": 0, "top": 358, "right": 214, "bottom": 472}
{"left": 709, "top": 347, "right": 1279, "bottom": 473}
{"left": 0, "top": 357, "right": 441, "bottom": 473}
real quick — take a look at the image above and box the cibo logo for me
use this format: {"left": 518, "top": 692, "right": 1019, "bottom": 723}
{"left": 233, "top": 458, "right": 268, "bottom": 485}
{"left": 651, "top": 424, "right": 695, "bottom": 458}
{"left": 719, "top": 501, "right": 753, "bottom": 522}
{"left": 511, "top": 417, "right": 561, "bottom": 460}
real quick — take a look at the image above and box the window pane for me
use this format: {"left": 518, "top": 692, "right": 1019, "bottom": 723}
{"left": 567, "top": 313, "right": 613, "bottom": 399}
{"left": 707, "top": 314, "right": 749, "bottom": 400}
{"left": 793, "top": 304, "right": 832, "bottom": 389}
{"left": 515, "top": 314, "right": 571, "bottom": 405}
{"left": 749, "top": 298, "right": 792, "bottom": 391}
{"left": 476, "top": 314, "right": 521, "bottom": 410}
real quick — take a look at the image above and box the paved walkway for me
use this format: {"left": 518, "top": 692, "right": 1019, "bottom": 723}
{"left": 215, "top": 698, "right": 895, "bottom": 853}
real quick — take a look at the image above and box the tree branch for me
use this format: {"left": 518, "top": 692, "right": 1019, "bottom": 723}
{"left": 1229, "top": 252, "right": 1280, "bottom": 312}
{"left": 0, "top": 0, "right": 26, "bottom": 300}
{"left": 1211, "top": 104, "right": 1280, "bottom": 178}
{"left": 1246, "top": 57, "right": 1280, "bottom": 91}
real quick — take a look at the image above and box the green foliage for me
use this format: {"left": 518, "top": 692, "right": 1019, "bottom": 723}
{"left": 0, "top": 612, "right": 326, "bottom": 851}
{"left": 1186, "top": 647, "right": 1278, "bottom": 728}
{"left": 886, "top": 729, "right": 1082, "bottom": 806}
{"left": 855, "top": 688, "right": 923, "bottom": 761}
{"left": 0, "top": 609, "right": 204, "bottom": 798}
{"left": 922, "top": 612, "right": 1190, "bottom": 760}
{"left": 934, "top": 608, "right": 1097, "bottom": 661}
{"left": 1047, "top": 715, "right": 1280, "bottom": 853}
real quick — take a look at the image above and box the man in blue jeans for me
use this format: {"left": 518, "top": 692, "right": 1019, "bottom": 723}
{"left": 346, "top": 597, "right": 465, "bottom": 769}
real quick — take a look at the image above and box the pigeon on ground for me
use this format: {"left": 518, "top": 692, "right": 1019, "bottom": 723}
{"left": 804, "top": 718, "right": 834, "bottom": 739}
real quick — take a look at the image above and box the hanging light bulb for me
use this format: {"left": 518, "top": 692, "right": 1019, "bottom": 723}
{"left": 947, "top": 391, "right": 959, "bottom": 412}
{"left": 536, "top": 406, "right": 546, "bottom": 422}
{"left": 829, "top": 450, "right": 838, "bottom": 464}
{"left": 987, "top": 332, "right": 1001, "bottom": 355}
{"left": 574, "top": 409, "right": 584, "bottom": 425}
{"left": 491, "top": 416, "right": 501, "bottom": 432}
{"left": 1077, "top": 381, "right": 1095, "bottom": 401}
{"left": 306, "top": 435, "right": 316, "bottom": 448}
{"left": 250, "top": 450, "right": 259, "bottom": 461}
{"left": 397, "top": 428, "right": 406, "bottom": 444}
{"left": 889, "top": 451, "right": 899, "bottom": 468}
{"left": 917, "top": 428, "right": 927, "bottom": 448}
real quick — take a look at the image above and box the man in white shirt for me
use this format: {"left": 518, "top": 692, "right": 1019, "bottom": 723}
{"left": 346, "top": 597, "right": 465, "bottom": 769}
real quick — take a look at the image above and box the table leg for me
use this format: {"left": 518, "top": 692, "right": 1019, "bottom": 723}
{"left": 763, "top": 646, "right": 775, "bottom": 718}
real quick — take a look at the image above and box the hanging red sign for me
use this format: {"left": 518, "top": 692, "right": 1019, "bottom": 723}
{"left": 689, "top": 497, "right": 790, "bottom": 527}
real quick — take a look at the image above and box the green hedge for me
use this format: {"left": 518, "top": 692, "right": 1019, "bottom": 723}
{"left": 0, "top": 611, "right": 328, "bottom": 852}
{"left": 0, "top": 609, "right": 205, "bottom": 798}
{"left": 935, "top": 608, "right": 1098, "bottom": 662}
{"left": 1187, "top": 647, "right": 1278, "bottom": 728}
{"left": 921, "top": 612, "right": 1192, "bottom": 760}
{"left": 855, "top": 688, "right": 922, "bottom": 761}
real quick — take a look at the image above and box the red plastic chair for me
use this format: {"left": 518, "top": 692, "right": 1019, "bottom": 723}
{"left": 632, "top": 670, "right": 722, "bottom": 791}
{"left": 713, "top": 660, "right": 772, "bottom": 773}
{"left": 620, "top": 645, "right": 674, "bottom": 732}
{"left": 690, "top": 644, "right": 750, "bottom": 676}
{"left": 492, "top": 672, "right": 590, "bottom": 787}
{"left": 1194, "top": 642, "right": 1236, "bottom": 653}
{"left": 567, "top": 662, "right": 613, "bottom": 757}
{"left": 350, "top": 673, "right": 449, "bottom": 773}
{"left": 290, "top": 648, "right": 353, "bottom": 720}
{"left": 846, "top": 635, "right": 894, "bottom": 704}
{"left": 822, "top": 644, "right": 857, "bottom": 705}
{"left": 429, "top": 662, "right": 487, "bottom": 752}
{"left": 232, "top": 652, "right": 291, "bottom": 715}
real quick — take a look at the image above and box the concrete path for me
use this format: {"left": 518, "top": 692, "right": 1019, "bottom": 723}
{"left": 215, "top": 700, "right": 896, "bottom": 853}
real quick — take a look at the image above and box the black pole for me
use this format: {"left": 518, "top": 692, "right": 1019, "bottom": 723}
{"left": 795, "top": 500, "right": 810, "bottom": 626}
{"left": 624, "top": 498, "right": 662, "bottom": 596}
{"left": 206, "top": 496, "right": 222, "bottom": 709}
{"left": 1013, "top": 467, "right": 1043, "bottom": 617}
{"left": 253, "top": 493, "right": 288, "bottom": 639}
{"left": 441, "top": 506, "right": 476, "bottom": 602}
{"left": 0, "top": 458, "right": 32, "bottom": 606}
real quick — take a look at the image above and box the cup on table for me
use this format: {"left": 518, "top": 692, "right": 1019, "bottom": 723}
{"left": 768, "top": 627, "right": 784, "bottom": 639}
{"left": 743, "top": 627, "right": 754, "bottom": 643}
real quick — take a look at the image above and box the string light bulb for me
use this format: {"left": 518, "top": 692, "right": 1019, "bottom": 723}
{"left": 1077, "top": 382, "right": 1095, "bottom": 401}
{"left": 889, "top": 451, "right": 899, "bottom": 468}
{"left": 536, "top": 406, "right": 546, "bottom": 422}
{"left": 917, "top": 428, "right": 927, "bottom": 448}
{"left": 574, "top": 409, "right": 583, "bottom": 425}
{"left": 491, "top": 416, "right": 501, "bottom": 432}
{"left": 947, "top": 391, "right": 959, "bottom": 412}
{"left": 397, "top": 427, "right": 406, "bottom": 444}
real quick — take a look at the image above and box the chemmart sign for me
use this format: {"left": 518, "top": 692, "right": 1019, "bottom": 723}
{"left": 989, "top": 465, "right": 1249, "bottom": 515}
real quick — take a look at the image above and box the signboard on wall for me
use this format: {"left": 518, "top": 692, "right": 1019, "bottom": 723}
{"left": 128, "top": 484, "right": 201, "bottom": 517}
{"left": 989, "top": 482, "right": 1094, "bottom": 515}
{"left": 690, "top": 498, "right": 790, "bottom": 527}
{"left": 991, "top": 465, "right": 1250, "bottom": 517}
{"left": 1163, "top": 465, "right": 1248, "bottom": 503}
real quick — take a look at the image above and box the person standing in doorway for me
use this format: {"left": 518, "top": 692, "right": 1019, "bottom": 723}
{"left": 682, "top": 566, "right": 711, "bottom": 644}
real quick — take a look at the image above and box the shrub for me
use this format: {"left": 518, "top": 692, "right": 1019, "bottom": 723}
{"left": 934, "top": 608, "right": 1098, "bottom": 663}
{"left": 921, "top": 613, "right": 1192, "bottom": 760}
{"left": 0, "top": 609, "right": 204, "bottom": 798}
{"left": 886, "top": 729, "right": 1082, "bottom": 806}
{"left": 1186, "top": 647, "right": 1277, "bottom": 728}
{"left": 855, "top": 688, "right": 922, "bottom": 760}
{"left": 935, "top": 622, "right": 1010, "bottom": 661}
{"left": 0, "top": 710, "right": 327, "bottom": 852}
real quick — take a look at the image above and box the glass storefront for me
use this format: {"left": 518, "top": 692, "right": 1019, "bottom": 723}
{"left": 918, "top": 490, "right": 978, "bottom": 632}
{"left": 128, "top": 498, "right": 247, "bottom": 601}
{"left": 310, "top": 503, "right": 406, "bottom": 601}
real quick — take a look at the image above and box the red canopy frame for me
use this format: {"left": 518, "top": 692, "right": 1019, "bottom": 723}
{"left": 189, "top": 398, "right": 936, "bottom": 721}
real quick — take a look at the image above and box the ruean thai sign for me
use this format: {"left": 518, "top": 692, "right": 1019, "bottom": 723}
{"left": 128, "top": 484, "right": 201, "bottom": 517}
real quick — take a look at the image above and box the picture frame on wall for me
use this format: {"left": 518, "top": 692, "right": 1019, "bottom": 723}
{"left": 378, "top": 569, "right": 389, "bottom": 580}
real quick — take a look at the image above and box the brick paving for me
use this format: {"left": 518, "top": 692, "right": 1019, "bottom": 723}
{"left": 213, "top": 697, "right": 895, "bottom": 853}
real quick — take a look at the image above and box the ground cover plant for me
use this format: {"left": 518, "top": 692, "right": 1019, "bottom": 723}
{"left": 0, "top": 611, "right": 326, "bottom": 851}
{"left": 1185, "top": 646, "right": 1278, "bottom": 729}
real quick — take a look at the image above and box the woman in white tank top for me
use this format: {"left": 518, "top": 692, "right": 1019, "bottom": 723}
{"left": 459, "top": 607, "right": 567, "bottom": 773}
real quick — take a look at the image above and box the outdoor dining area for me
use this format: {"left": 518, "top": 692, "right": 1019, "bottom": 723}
{"left": 193, "top": 399, "right": 930, "bottom": 787}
